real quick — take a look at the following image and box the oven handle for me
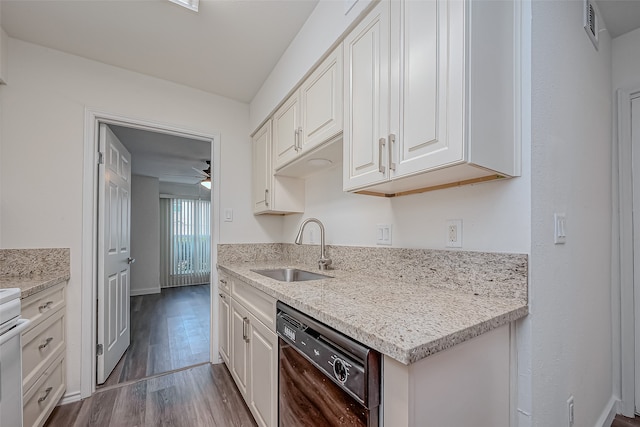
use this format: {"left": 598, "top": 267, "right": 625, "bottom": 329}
{"left": 0, "top": 318, "right": 31, "bottom": 346}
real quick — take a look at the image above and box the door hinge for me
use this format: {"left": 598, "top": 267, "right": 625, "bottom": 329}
{"left": 97, "top": 152, "right": 105, "bottom": 165}
{"left": 97, "top": 344, "right": 103, "bottom": 356}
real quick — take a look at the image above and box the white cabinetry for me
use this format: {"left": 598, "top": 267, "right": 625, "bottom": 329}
{"left": 21, "top": 282, "right": 67, "bottom": 427}
{"left": 0, "top": 25, "right": 8, "bottom": 84}
{"left": 343, "top": 1, "right": 390, "bottom": 190}
{"left": 218, "top": 287, "right": 230, "bottom": 365}
{"left": 219, "top": 270, "right": 278, "bottom": 427}
{"left": 273, "top": 45, "right": 343, "bottom": 171}
{"left": 252, "top": 120, "right": 304, "bottom": 215}
{"left": 344, "top": 0, "right": 519, "bottom": 196}
{"left": 384, "top": 324, "right": 511, "bottom": 427}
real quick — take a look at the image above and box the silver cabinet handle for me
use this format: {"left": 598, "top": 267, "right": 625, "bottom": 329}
{"left": 379, "top": 138, "right": 386, "bottom": 173}
{"left": 389, "top": 133, "right": 396, "bottom": 171}
{"left": 38, "top": 387, "right": 53, "bottom": 403}
{"left": 297, "top": 127, "right": 303, "bottom": 150}
{"left": 39, "top": 337, "right": 54, "bottom": 350}
{"left": 38, "top": 301, "right": 54, "bottom": 312}
{"left": 242, "top": 317, "right": 250, "bottom": 342}
{"left": 264, "top": 189, "right": 269, "bottom": 206}
{"left": 294, "top": 129, "right": 299, "bottom": 152}
{"left": 220, "top": 279, "right": 227, "bottom": 285}
{"left": 127, "top": 257, "right": 136, "bottom": 264}
{"left": 218, "top": 293, "right": 226, "bottom": 300}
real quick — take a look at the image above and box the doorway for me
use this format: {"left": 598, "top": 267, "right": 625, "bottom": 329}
{"left": 96, "top": 123, "right": 214, "bottom": 388}
{"left": 80, "top": 110, "right": 221, "bottom": 398}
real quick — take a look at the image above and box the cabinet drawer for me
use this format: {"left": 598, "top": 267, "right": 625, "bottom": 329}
{"left": 21, "top": 282, "right": 65, "bottom": 328}
{"left": 22, "top": 308, "right": 65, "bottom": 392}
{"left": 23, "top": 352, "right": 65, "bottom": 427}
{"left": 219, "top": 271, "right": 232, "bottom": 293}
{"left": 231, "top": 279, "right": 276, "bottom": 331}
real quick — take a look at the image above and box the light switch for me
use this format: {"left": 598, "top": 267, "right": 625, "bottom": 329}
{"left": 224, "top": 208, "right": 233, "bottom": 222}
{"left": 554, "top": 213, "right": 566, "bottom": 244}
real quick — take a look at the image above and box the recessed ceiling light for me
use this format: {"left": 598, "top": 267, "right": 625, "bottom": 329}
{"left": 307, "top": 158, "right": 332, "bottom": 167}
{"left": 169, "top": 0, "right": 199, "bottom": 12}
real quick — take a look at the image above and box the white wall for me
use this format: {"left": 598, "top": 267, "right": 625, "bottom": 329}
{"left": 530, "top": 1, "right": 613, "bottom": 426}
{"left": 249, "top": 0, "right": 373, "bottom": 132}
{"left": 0, "top": 38, "right": 282, "bottom": 396}
{"left": 282, "top": 162, "right": 530, "bottom": 253}
{"left": 612, "top": 27, "right": 640, "bottom": 91}
{"left": 130, "top": 175, "right": 160, "bottom": 296}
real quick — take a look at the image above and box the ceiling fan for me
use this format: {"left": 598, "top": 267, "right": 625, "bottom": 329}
{"left": 197, "top": 161, "right": 212, "bottom": 189}
{"left": 161, "top": 160, "right": 211, "bottom": 188}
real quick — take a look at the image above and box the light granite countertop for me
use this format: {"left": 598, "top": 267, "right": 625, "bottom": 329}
{"left": 0, "top": 274, "right": 70, "bottom": 299}
{"left": 0, "top": 248, "right": 71, "bottom": 298}
{"left": 218, "top": 261, "right": 528, "bottom": 365}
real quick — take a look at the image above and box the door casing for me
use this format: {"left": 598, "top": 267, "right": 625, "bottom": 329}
{"left": 80, "top": 108, "right": 221, "bottom": 399}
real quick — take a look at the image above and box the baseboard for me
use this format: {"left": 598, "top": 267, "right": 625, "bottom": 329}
{"left": 130, "top": 287, "right": 161, "bottom": 296}
{"left": 596, "top": 395, "right": 619, "bottom": 427}
{"left": 59, "top": 390, "right": 82, "bottom": 406}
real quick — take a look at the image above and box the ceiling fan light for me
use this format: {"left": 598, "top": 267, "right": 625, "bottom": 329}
{"left": 200, "top": 180, "right": 211, "bottom": 190}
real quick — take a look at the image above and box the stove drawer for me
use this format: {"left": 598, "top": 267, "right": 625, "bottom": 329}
{"left": 21, "top": 282, "right": 65, "bottom": 329}
{"left": 23, "top": 352, "right": 65, "bottom": 427}
{"left": 22, "top": 308, "right": 65, "bottom": 392}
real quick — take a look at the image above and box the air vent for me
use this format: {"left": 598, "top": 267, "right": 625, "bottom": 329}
{"left": 584, "top": 0, "right": 599, "bottom": 50}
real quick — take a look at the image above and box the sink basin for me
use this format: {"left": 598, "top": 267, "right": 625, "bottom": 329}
{"left": 251, "top": 268, "right": 332, "bottom": 282}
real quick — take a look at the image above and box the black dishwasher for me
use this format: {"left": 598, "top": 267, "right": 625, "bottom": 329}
{"left": 276, "top": 302, "right": 381, "bottom": 427}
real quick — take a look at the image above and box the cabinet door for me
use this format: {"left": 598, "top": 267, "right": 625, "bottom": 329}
{"left": 343, "top": 1, "right": 391, "bottom": 191}
{"left": 218, "top": 291, "right": 230, "bottom": 365}
{"left": 230, "top": 299, "right": 250, "bottom": 398}
{"left": 252, "top": 121, "right": 272, "bottom": 214}
{"left": 300, "top": 44, "right": 343, "bottom": 153}
{"left": 248, "top": 313, "right": 278, "bottom": 427}
{"left": 391, "top": 0, "right": 464, "bottom": 178}
{"left": 273, "top": 94, "right": 301, "bottom": 170}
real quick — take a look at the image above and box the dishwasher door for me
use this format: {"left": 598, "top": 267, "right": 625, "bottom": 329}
{"left": 278, "top": 338, "right": 378, "bottom": 427}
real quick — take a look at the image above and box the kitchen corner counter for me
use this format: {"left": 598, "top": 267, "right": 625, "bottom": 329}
{"left": 218, "top": 260, "right": 528, "bottom": 365}
{"left": 0, "top": 248, "right": 71, "bottom": 298}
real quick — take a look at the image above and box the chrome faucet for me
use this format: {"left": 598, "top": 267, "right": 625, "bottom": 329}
{"left": 294, "top": 218, "right": 332, "bottom": 271}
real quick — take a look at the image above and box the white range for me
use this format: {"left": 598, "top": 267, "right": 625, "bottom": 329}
{"left": 0, "top": 288, "right": 30, "bottom": 427}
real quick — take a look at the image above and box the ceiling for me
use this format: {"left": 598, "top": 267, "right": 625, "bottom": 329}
{"left": 595, "top": 0, "right": 640, "bottom": 38}
{"left": 109, "top": 125, "right": 212, "bottom": 186}
{"left": 0, "top": 0, "right": 319, "bottom": 103}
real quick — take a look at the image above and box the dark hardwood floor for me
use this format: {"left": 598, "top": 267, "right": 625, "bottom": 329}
{"left": 101, "top": 284, "right": 211, "bottom": 388}
{"left": 44, "top": 363, "right": 256, "bottom": 427}
{"left": 614, "top": 415, "right": 640, "bottom": 426}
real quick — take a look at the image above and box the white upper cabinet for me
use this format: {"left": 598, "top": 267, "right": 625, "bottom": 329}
{"left": 252, "top": 120, "right": 304, "bottom": 215}
{"left": 343, "top": 1, "right": 390, "bottom": 190}
{"left": 274, "top": 45, "right": 343, "bottom": 171}
{"left": 344, "top": 0, "right": 520, "bottom": 196}
{"left": 0, "top": 26, "right": 8, "bottom": 84}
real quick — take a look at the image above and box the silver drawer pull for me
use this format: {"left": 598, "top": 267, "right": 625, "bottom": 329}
{"left": 39, "top": 337, "right": 54, "bottom": 350}
{"left": 242, "top": 317, "right": 250, "bottom": 342}
{"left": 38, "top": 301, "right": 54, "bottom": 312}
{"left": 38, "top": 387, "right": 53, "bottom": 403}
{"left": 219, "top": 293, "right": 226, "bottom": 300}
{"left": 220, "top": 279, "right": 227, "bottom": 285}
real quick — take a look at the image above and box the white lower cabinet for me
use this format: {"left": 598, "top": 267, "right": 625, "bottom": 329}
{"left": 220, "top": 270, "right": 278, "bottom": 427}
{"left": 218, "top": 290, "right": 231, "bottom": 366}
{"left": 20, "top": 281, "right": 67, "bottom": 427}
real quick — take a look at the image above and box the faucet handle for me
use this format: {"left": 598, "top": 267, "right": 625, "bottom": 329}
{"left": 318, "top": 258, "right": 332, "bottom": 271}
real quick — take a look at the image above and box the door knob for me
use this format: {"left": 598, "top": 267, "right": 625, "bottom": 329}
{"left": 127, "top": 257, "right": 136, "bottom": 264}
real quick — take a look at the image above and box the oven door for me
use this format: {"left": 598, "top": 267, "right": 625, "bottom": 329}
{"left": 278, "top": 338, "right": 378, "bottom": 427}
{"left": 0, "top": 319, "right": 30, "bottom": 427}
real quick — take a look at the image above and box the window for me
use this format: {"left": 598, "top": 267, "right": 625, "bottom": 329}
{"left": 160, "top": 197, "right": 210, "bottom": 287}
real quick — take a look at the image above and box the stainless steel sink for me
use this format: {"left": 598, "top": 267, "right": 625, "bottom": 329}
{"left": 251, "top": 268, "right": 332, "bottom": 282}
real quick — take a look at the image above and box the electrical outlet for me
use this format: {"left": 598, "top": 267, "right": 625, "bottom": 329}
{"left": 567, "top": 396, "right": 574, "bottom": 426}
{"left": 446, "top": 220, "right": 462, "bottom": 248}
{"left": 376, "top": 224, "right": 392, "bottom": 245}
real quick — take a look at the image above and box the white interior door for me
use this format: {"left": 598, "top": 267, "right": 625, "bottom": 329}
{"left": 97, "top": 124, "right": 132, "bottom": 385}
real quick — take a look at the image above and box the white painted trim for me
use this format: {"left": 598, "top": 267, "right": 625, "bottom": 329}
{"left": 81, "top": 108, "right": 221, "bottom": 399}
{"left": 130, "top": 288, "right": 161, "bottom": 297}
{"left": 595, "top": 395, "right": 619, "bottom": 427}
{"left": 617, "top": 89, "right": 640, "bottom": 417}
{"left": 59, "top": 391, "right": 82, "bottom": 405}
{"left": 509, "top": 322, "right": 518, "bottom": 427}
